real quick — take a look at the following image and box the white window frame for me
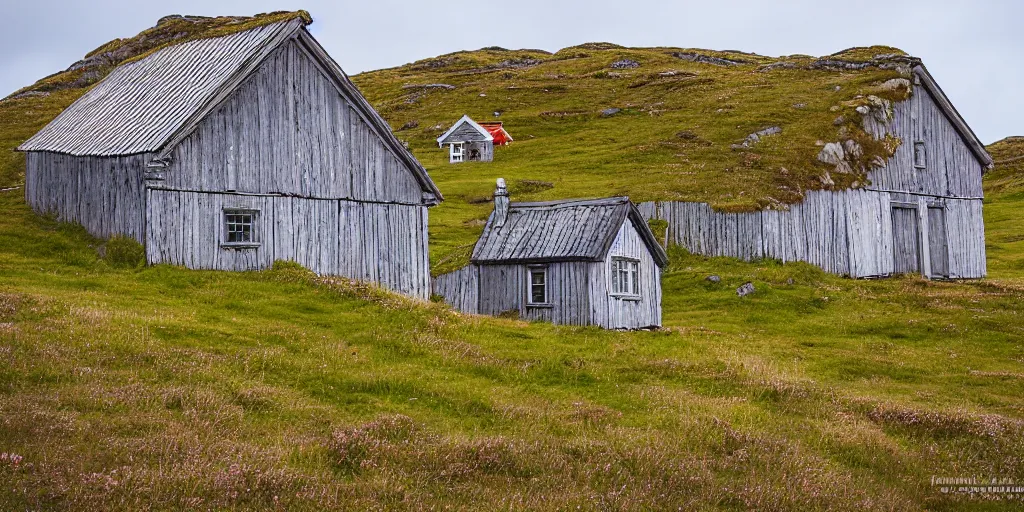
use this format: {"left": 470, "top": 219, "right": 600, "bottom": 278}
{"left": 526, "top": 265, "right": 550, "bottom": 306}
{"left": 913, "top": 141, "right": 926, "bottom": 170}
{"left": 611, "top": 257, "right": 641, "bottom": 299}
{"left": 450, "top": 142, "right": 465, "bottom": 163}
{"left": 222, "top": 208, "right": 260, "bottom": 248}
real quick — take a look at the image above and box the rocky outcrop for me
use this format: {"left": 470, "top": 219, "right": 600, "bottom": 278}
{"left": 671, "top": 52, "right": 749, "bottom": 67}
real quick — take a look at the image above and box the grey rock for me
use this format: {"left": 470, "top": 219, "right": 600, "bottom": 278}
{"left": 817, "top": 142, "right": 845, "bottom": 165}
{"left": 758, "top": 61, "right": 798, "bottom": 72}
{"left": 737, "top": 282, "right": 755, "bottom": 297}
{"left": 610, "top": 59, "right": 640, "bottom": 69}
{"left": 600, "top": 107, "right": 621, "bottom": 117}
{"left": 401, "top": 83, "right": 455, "bottom": 90}
{"left": 786, "top": 278, "right": 794, "bottom": 285}
{"left": 740, "top": 126, "right": 782, "bottom": 147}
{"left": 672, "top": 52, "right": 749, "bottom": 66}
{"left": 706, "top": 275, "right": 721, "bottom": 283}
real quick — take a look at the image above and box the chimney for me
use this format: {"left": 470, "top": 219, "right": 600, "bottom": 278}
{"left": 493, "top": 178, "right": 509, "bottom": 228}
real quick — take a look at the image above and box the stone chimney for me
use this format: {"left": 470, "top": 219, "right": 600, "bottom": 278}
{"left": 493, "top": 178, "right": 509, "bottom": 228}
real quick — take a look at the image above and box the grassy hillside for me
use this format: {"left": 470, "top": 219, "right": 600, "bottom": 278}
{"left": 1, "top": 14, "right": 1023, "bottom": 510}
{"left": 2, "top": 187, "right": 1024, "bottom": 510}
{"left": 351, "top": 45, "right": 913, "bottom": 269}
{"left": 983, "top": 137, "right": 1024, "bottom": 279}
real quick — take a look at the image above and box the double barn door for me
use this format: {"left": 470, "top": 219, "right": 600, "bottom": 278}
{"left": 891, "top": 205, "right": 948, "bottom": 278}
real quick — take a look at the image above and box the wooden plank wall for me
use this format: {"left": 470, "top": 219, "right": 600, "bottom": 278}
{"left": 146, "top": 190, "right": 431, "bottom": 298}
{"left": 593, "top": 221, "right": 662, "bottom": 329}
{"left": 474, "top": 262, "right": 593, "bottom": 325}
{"left": 871, "top": 83, "right": 985, "bottom": 198}
{"left": 164, "top": 39, "right": 423, "bottom": 205}
{"left": 641, "top": 191, "right": 985, "bottom": 279}
{"left": 24, "top": 152, "right": 148, "bottom": 242}
{"left": 432, "top": 266, "right": 479, "bottom": 314}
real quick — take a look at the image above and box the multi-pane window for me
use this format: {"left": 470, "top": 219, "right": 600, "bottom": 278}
{"left": 527, "top": 266, "right": 548, "bottom": 305}
{"left": 914, "top": 141, "right": 926, "bottom": 169}
{"left": 450, "top": 143, "right": 464, "bottom": 163}
{"left": 224, "top": 210, "right": 255, "bottom": 244}
{"left": 612, "top": 258, "right": 640, "bottom": 296}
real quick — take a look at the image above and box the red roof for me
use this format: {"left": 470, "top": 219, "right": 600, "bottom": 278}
{"left": 478, "top": 122, "right": 513, "bottom": 145}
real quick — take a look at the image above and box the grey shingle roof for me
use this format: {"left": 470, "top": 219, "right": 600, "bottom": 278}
{"left": 471, "top": 196, "right": 669, "bottom": 266}
{"left": 18, "top": 21, "right": 300, "bottom": 156}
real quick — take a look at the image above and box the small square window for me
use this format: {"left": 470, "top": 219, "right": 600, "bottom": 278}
{"left": 611, "top": 258, "right": 640, "bottom": 297}
{"left": 223, "top": 209, "right": 257, "bottom": 246}
{"left": 527, "top": 266, "right": 548, "bottom": 305}
{"left": 913, "top": 141, "right": 926, "bottom": 169}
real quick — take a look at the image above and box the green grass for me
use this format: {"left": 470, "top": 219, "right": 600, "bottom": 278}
{"left": 1, "top": 16, "right": 1023, "bottom": 509}
{"left": 350, "top": 44, "right": 911, "bottom": 270}
{"left": 1, "top": 181, "right": 1023, "bottom": 509}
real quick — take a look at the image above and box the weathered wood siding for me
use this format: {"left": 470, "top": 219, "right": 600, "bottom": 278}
{"left": 640, "top": 81, "right": 987, "bottom": 279}
{"left": 24, "top": 152, "right": 148, "bottom": 242}
{"left": 870, "top": 83, "right": 984, "bottom": 198}
{"left": 475, "top": 262, "right": 593, "bottom": 325}
{"left": 162, "top": 38, "right": 423, "bottom": 205}
{"left": 642, "top": 191, "right": 985, "bottom": 279}
{"left": 440, "top": 122, "right": 491, "bottom": 144}
{"left": 591, "top": 222, "right": 662, "bottom": 329}
{"left": 432, "top": 266, "right": 479, "bottom": 314}
{"left": 146, "top": 189, "right": 431, "bottom": 298}
{"left": 435, "top": 222, "right": 662, "bottom": 328}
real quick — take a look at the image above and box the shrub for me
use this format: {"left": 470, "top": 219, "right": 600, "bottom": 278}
{"left": 104, "top": 235, "right": 145, "bottom": 268}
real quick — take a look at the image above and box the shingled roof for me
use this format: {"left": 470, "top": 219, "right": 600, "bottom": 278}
{"left": 471, "top": 196, "right": 669, "bottom": 266}
{"left": 18, "top": 17, "right": 443, "bottom": 200}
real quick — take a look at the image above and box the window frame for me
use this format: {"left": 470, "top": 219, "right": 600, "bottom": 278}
{"left": 610, "top": 257, "right": 642, "bottom": 299}
{"left": 525, "top": 265, "right": 551, "bottom": 307}
{"left": 450, "top": 142, "right": 465, "bottom": 163}
{"left": 221, "top": 208, "right": 260, "bottom": 249}
{"left": 913, "top": 141, "right": 926, "bottom": 170}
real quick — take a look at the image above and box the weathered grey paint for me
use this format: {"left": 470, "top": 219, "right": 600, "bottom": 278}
{"left": 435, "top": 197, "right": 664, "bottom": 329}
{"left": 24, "top": 151, "right": 149, "bottom": 242}
{"left": 592, "top": 221, "right": 662, "bottom": 329}
{"left": 640, "top": 75, "right": 988, "bottom": 279}
{"left": 146, "top": 190, "right": 431, "bottom": 298}
{"left": 21, "top": 24, "right": 440, "bottom": 300}
{"left": 161, "top": 39, "right": 425, "bottom": 205}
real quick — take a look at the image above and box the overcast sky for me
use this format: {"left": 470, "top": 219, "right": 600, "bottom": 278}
{"left": 2, "top": 0, "right": 1020, "bottom": 143}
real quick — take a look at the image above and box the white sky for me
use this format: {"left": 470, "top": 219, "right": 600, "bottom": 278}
{"left": 2, "top": 0, "right": 1020, "bottom": 143}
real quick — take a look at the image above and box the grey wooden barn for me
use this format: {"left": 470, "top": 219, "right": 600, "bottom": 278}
{"left": 436, "top": 115, "right": 494, "bottom": 163}
{"left": 435, "top": 179, "right": 668, "bottom": 329}
{"left": 640, "top": 65, "right": 992, "bottom": 279}
{"left": 18, "top": 18, "right": 442, "bottom": 298}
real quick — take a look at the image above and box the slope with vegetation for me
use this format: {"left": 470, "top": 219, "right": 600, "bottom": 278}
{"left": 0, "top": 12, "right": 1023, "bottom": 510}
{"left": 351, "top": 44, "right": 914, "bottom": 270}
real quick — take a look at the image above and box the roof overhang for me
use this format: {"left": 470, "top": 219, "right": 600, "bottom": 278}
{"left": 436, "top": 115, "right": 494, "bottom": 146}
{"left": 913, "top": 65, "right": 994, "bottom": 170}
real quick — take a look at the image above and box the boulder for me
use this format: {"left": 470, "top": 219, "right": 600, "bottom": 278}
{"left": 737, "top": 282, "right": 755, "bottom": 297}
{"left": 706, "top": 275, "right": 721, "bottom": 283}
{"left": 600, "top": 107, "right": 621, "bottom": 118}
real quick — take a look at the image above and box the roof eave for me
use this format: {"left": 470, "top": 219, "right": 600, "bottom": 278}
{"left": 913, "top": 65, "right": 994, "bottom": 170}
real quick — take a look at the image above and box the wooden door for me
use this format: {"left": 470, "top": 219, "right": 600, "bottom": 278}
{"left": 927, "top": 207, "right": 949, "bottom": 278}
{"left": 891, "top": 206, "right": 921, "bottom": 274}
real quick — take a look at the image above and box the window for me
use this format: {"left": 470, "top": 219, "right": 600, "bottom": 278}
{"left": 913, "top": 141, "right": 926, "bottom": 169}
{"left": 223, "top": 209, "right": 257, "bottom": 246}
{"left": 527, "top": 266, "right": 548, "bottom": 305}
{"left": 450, "top": 143, "right": 464, "bottom": 163}
{"left": 611, "top": 258, "right": 640, "bottom": 297}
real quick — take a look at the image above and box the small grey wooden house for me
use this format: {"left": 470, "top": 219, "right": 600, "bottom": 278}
{"left": 436, "top": 115, "right": 494, "bottom": 163}
{"left": 641, "top": 65, "right": 992, "bottom": 280}
{"left": 435, "top": 179, "right": 668, "bottom": 329}
{"left": 18, "top": 18, "right": 442, "bottom": 298}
